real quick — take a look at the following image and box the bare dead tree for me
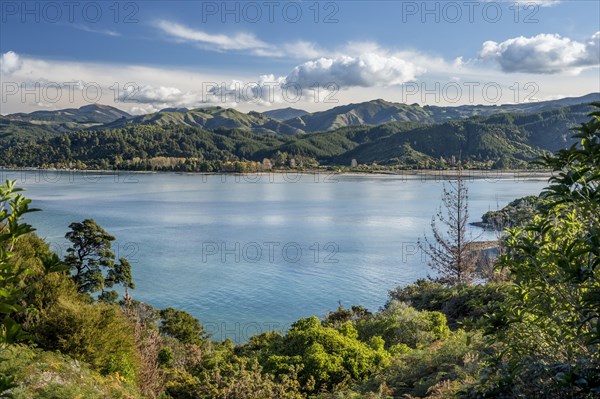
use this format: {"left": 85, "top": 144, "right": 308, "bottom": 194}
{"left": 122, "top": 302, "right": 166, "bottom": 398}
{"left": 418, "top": 166, "right": 479, "bottom": 285}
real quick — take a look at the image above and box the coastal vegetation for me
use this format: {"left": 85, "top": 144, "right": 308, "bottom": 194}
{"left": 473, "top": 195, "right": 547, "bottom": 230}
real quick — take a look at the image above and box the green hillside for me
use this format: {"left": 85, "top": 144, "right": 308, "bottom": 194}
{"left": 286, "top": 99, "right": 436, "bottom": 131}
{"left": 326, "top": 104, "right": 593, "bottom": 167}
{"left": 0, "top": 116, "right": 64, "bottom": 148}
{"left": 105, "top": 106, "right": 303, "bottom": 136}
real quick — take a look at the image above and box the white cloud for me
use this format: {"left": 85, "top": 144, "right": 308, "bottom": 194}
{"left": 72, "top": 24, "right": 120, "bottom": 37}
{"left": 122, "top": 85, "right": 187, "bottom": 105}
{"left": 198, "top": 51, "right": 428, "bottom": 107}
{"left": 0, "top": 51, "right": 246, "bottom": 113}
{"left": 516, "top": 0, "right": 560, "bottom": 6}
{"left": 480, "top": 32, "right": 600, "bottom": 74}
{"left": 157, "top": 20, "right": 269, "bottom": 52}
{"left": 205, "top": 75, "right": 289, "bottom": 106}
{"left": 117, "top": 52, "right": 426, "bottom": 109}
{"left": 0, "top": 51, "right": 23, "bottom": 75}
{"left": 119, "top": 84, "right": 226, "bottom": 109}
{"left": 583, "top": 32, "right": 600, "bottom": 65}
{"left": 280, "top": 41, "right": 325, "bottom": 59}
{"left": 154, "top": 20, "right": 461, "bottom": 75}
{"left": 485, "top": 0, "right": 561, "bottom": 6}
{"left": 2, "top": 42, "right": 598, "bottom": 114}
{"left": 156, "top": 20, "right": 333, "bottom": 59}
{"left": 285, "top": 53, "right": 425, "bottom": 88}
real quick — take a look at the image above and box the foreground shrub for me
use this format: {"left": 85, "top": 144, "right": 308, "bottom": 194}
{"left": 34, "top": 298, "right": 139, "bottom": 381}
{"left": 356, "top": 301, "right": 449, "bottom": 349}
{"left": 164, "top": 339, "right": 303, "bottom": 399}
{"left": 388, "top": 280, "right": 510, "bottom": 328}
{"left": 376, "top": 330, "right": 482, "bottom": 398}
{"left": 0, "top": 345, "right": 142, "bottom": 399}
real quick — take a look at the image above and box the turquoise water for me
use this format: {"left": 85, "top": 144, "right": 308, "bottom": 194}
{"left": 6, "top": 170, "right": 547, "bottom": 342}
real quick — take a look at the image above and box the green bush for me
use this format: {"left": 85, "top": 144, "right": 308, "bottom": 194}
{"left": 34, "top": 298, "right": 139, "bottom": 381}
{"left": 379, "top": 330, "right": 482, "bottom": 398}
{"left": 159, "top": 308, "right": 206, "bottom": 346}
{"left": 356, "top": 301, "right": 449, "bottom": 349}
{"left": 12, "top": 234, "right": 82, "bottom": 330}
{"left": 158, "top": 346, "right": 175, "bottom": 368}
{"left": 167, "top": 341, "right": 303, "bottom": 399}
{"left": 388, "top": 279, "right": 511, "bottom": 328}
{"left": 277, "top": 316, "right": 391, "bottom": 392}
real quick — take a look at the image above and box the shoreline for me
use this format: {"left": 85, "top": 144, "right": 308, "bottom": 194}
{"left": 0, "top": 166, "right": 554, "bottom": 181}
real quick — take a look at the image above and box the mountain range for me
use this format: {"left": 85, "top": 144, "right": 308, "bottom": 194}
{"left": 1, "top": 93, "right": 599, "bottom": 170}
{"left": 282, "top": 93, "right": 600, "bottom": 132}
{"left": 5, "top": 93, "right": 599, "bottom": 134}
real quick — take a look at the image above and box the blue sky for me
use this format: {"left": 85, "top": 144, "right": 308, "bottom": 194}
{"left": 1, "top": 0, "right": 599, "bottom": 114}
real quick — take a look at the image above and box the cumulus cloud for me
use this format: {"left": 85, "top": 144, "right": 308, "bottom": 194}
{"left": 123, "top": 76, "right": 292, "bottom": 108}
{"left": 0, "top": 52, "right": 241, "bottom": 113}
{"left": 480, "top": 32, "right": 600, "bottom": 74}
{"left": 0, "top": 51, "right": 23, "bottom": 75}
{"left": 110, "top": 40, "right": 426, "bottom": 109}
{"left": 118, "top": 85, "right": 208, "bottom": 109}
{"left": 122, "top": 85, "right": 187, "bottom": 104}
{"left": 118, "top": 51, "right": 425, "bottom": 109}
{"left": 156, "top": 23, "right": 475, "bottom": 76}
{"left": 204, "top": 75, "right": 281, "bottom": 106}
{"left": 285, "top": 53, "right": 424, "bottom": 88}
{"left": 119, "top": 82, "right": 258, "bottom": 109}
{"left": 584, "top": 32, "right": 600, "bottom": 64}
{"left": 198, "top": 52, "right": 427, "bottom": 106}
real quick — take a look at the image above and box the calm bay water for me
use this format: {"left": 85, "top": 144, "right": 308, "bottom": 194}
{"left": 7, "top": 170, "right": 547, "bottom": 341}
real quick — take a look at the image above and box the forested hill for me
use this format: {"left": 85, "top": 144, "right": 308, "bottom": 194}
{"left": 0, "top": 102, "right": 595, "bottom": 171}
{"left": 101, "top": 106, "right": 304, "bottom": 136}
{"left": 6, "top": 104, "right": 131, "bottom": 124}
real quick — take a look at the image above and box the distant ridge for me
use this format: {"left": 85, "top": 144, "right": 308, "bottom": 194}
{"left": 5, "top": 93, "right": 598, "bottom": 135}
{"left": 262, "top": 107, "right": 309, "bottom": 121}
{"left": 8, "top": 104, "right": 131, "bottom": 124}
{"left": 159, "top": 107, "right": 189, "bottom": 113}
{"left": 285, "top": 93, "right": 600, "bottom": 132}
